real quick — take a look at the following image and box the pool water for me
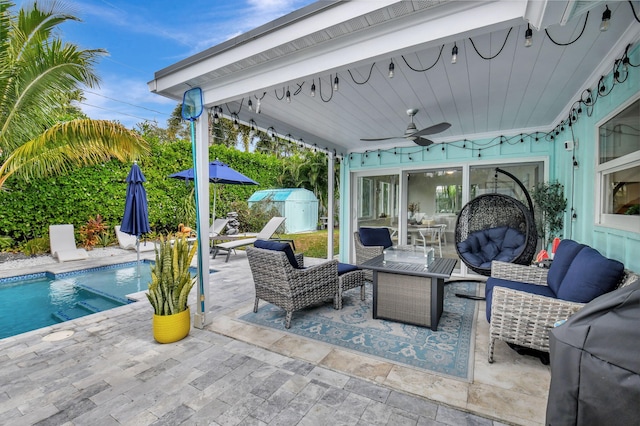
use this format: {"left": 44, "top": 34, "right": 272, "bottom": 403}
{"left": 0, "top": 261, "right": 153, "bottom": 339}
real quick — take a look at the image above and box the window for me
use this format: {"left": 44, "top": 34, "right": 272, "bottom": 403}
{"left": 596, "top": 97, "right": 640, "bottom": 231}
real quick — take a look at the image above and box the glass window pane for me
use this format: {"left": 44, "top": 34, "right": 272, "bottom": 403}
{"left": 406, "top": 168, "right": 462, "bottom": 268}
{"left": 356, "top": 175, "right": 399, "bottom": 232}
{"left": 599, "top": 99, "right": 640, "bottom": 164}
{"left": 602, "top": 164, "right": 640, "bottom": 216}
{"left": 469, "top": 163, "right": 543, "bottom": 207}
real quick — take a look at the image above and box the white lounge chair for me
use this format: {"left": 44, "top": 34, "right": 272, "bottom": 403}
{"left": 115, "top": 226, "right": 156, "bottom": 252}
{"left": 49, "top": 224, "right": 89, "bottom": 262}
{"left": 212, "top": 217, "right": 286, "bottom": 262}
{"left": 209, "top": 218, "right": 229, "bottom": 239}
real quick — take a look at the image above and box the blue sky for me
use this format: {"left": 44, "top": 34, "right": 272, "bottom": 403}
{"left": 18, "top": 0, "right": 315, "bottom": 129}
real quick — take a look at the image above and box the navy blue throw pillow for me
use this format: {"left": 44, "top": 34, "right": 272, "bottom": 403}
{"left": 557, "top": 247, "right": 624, "bottom": 303}
{"left": 359, "top": 227, "right": 393, "bottom": 248}
{"left": 254, "top": 239, "right": 300, "bottom": 268}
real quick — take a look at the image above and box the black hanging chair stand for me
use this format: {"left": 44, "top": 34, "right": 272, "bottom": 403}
{"left": 454, "top": 168, "right": 538, "bottom": 277}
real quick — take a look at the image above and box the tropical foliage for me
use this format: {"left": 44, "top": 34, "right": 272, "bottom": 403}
{"left": 531, "top": 181, "right": 568, "bottom": 248}
{"left": 146, "top": 235, "right": 197, "bottom": 316}
{"left": 0, "top": 0, "right": 148, "bottom": 189}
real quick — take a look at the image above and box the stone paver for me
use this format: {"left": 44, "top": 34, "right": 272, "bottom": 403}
{"left": 0, "top": 249, "right": 509, "bottom": 425}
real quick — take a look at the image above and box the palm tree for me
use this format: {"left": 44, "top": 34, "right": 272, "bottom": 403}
{"left": 0, "top": 0, "right": 148, "bottom": 189}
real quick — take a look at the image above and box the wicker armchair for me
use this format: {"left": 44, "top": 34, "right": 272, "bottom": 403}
{"left": 488, "top": 260, "right": 639, "bottom": 363}
{"left": 354, "top": 231, "right": 387, "bottom": 282}
{"left": 246, "top": 246, "right": 339, "bottom": 328}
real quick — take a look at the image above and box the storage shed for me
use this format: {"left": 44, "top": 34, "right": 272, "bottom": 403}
{"left": 248, "top": 188, "right": 318, "bottom": 233}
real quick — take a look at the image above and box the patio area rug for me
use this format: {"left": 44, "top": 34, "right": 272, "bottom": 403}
{"left": 239, "top": 280, "right": 479, "bottom": 381}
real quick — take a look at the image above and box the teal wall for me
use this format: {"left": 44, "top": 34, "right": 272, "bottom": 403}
{"left": 552, "top": 44, "right": 640, "bottom": 272}
{"left": 340, "top": 44, "right": 639, "bottom": 272}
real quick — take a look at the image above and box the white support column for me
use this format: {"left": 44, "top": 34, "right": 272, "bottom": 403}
{"left": 193, "top": 115, "right": 211, "bottom": 329}
{"left": 327, "top": 151, "right": 335, "bottom": 259}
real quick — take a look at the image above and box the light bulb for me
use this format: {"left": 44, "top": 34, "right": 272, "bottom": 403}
{"left": 451, "top": 43, "right": 458, "bottom": 64}
{"left": 524, "top": 24, "right": 532, "bottom": 47}
{"left": 286, "top": 89, "right": 291, "bottom": 103}
{"left": 388, "top": 60, "right": 394, "bottom": 78}
{"left": 311, "top": 81, "right": 316, "bottom": 97}
{"left": 247, "top": 99, "right": 253, "bottom": 111}
{"left": 600, "top": 5, "right": 611, "bottom": 32}
{"left": 333, "top": 75, "right": 339, "bottom": 91}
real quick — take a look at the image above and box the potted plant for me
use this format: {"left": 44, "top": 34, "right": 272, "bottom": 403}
{"left": 146, "top": 235, "right": 197, "bottom": 343}
{"left": 531, "top": 181, "right": 567, "bottom": 250}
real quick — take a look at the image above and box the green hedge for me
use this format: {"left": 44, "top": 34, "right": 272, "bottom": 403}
{"left": 0, "top": 140, "right": 285, "bottom": 245}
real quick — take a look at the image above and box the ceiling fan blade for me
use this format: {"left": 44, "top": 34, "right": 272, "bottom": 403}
{"left": 413, "top": 137, "right": 434, "bottom": 147}
{"left": 411, "top": 122, "right": 451, "bottom": 138}
{"left": 360, "top": 137, "right": 397, "bottom": 141}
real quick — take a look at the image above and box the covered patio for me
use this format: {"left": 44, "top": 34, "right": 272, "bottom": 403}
{"left": 149, "top": 0, "right": 639, "bottom": 278}
{"left": 145, "top": 0, "right": 640, "bottom": 422}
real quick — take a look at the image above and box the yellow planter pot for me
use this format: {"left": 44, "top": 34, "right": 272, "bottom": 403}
{"left": 153, "top": 308, "right": 191, "bottom": 343}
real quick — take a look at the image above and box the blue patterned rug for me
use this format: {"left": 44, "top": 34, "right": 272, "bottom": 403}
{"left": 239, "top": 281, "right": 479, "bottom": 381}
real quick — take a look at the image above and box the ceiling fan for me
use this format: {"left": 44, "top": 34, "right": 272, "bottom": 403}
{"left": 360, "top": 108, "right": 451, "bottom": 146}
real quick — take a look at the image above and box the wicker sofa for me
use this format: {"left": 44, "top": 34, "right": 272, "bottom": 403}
{"left": 486, "top": 239, "right": 638, "bottom": 363}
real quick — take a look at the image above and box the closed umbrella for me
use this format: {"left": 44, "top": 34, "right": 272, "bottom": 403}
{"left": 121, "top": 162, "right": 150, "bottom": 274}
{"left": 169, "top": 159, "right": 258, "bottom": 221}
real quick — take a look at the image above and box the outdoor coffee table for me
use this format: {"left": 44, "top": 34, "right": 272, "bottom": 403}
{"left": 360, "top": 250, "right": 457, "bottom": 331}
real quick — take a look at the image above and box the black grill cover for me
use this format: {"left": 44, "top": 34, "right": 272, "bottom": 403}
{"left": 546, "top": 280, "right": 640, "bottom": 426}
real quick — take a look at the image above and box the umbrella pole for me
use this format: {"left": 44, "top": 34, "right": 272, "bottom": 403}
{"left": 136, "top": 236, "right": 140, "bottom": 277}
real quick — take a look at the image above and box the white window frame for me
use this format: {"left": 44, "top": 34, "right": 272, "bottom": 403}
{"left": 595, "top": 94, "right": 640, "bottom": 232}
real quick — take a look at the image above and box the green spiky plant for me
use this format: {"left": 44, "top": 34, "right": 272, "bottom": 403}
{"left": 146, "top": 235, "right": 198, "bottom": 316}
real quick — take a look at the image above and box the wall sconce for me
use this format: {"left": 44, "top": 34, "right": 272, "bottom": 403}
{"left": 524, "top": 24, "right": 533, "bottom": 47}
{"left": 600, "top": 5, "right": 611, "bottom": 32}
{"left": 451, "top": 43, "right": 458, "bottom": 64}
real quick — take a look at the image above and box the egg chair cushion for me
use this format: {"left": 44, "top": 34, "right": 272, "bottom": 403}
{"left": 457, "top": 226, "right": 526, "bottom": 270}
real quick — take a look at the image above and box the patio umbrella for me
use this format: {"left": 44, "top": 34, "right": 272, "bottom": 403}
{"left": 169, "top": 159, "right": 258, "bottom": 221}
{"left": 121, "top": 162, "right": 150, "bottom": 274}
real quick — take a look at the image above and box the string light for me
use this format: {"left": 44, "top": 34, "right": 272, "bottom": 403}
{"left": 524, "top": 24, "right": 533, "bottom": 47}
{"left": 600, "top": 5, "right": 611, "bottom": 32}
{"left": 451, "top": 43, "right": 458, "bottom": 64}
{"left": 286, "top": 87, "right": 291, "bottom": 103}
{"left": 247, "top": 99, "right": 253, "bottom": 111}
{"left": 311, "top": 80, "right": 316, "bottom": 97}
{"left": 388, "top": 60, "right": 395, "bottom": 78}
{"left": 333, "top": 74, "right": 339, "bottom": 91}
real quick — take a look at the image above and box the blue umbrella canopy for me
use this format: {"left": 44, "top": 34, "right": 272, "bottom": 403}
{"left": 121, "top": 163, "right": 150, "bottom": 236}
{"left": 169, "top": 159, "right": 258, "bottom": 185}
{"left": 169, "top": 159, "right": 258, "bottom": 221}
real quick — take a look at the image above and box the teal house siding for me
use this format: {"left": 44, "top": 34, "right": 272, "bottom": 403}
{"left": 340, "top": 45, "right": 639, "bottom": 272}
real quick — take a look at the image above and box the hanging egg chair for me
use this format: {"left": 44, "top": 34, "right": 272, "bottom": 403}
{"left": 455, "top": 168, "right": 538, "bottom": 276}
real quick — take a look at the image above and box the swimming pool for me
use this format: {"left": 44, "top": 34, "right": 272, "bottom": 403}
{"left": 0, "top": 261, "right": 156, "bottom": 339}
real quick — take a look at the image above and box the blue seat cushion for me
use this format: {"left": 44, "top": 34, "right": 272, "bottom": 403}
{"left": 359, "top": 227, "right": 393, "bottom": 249}
{"left": 546, "top": 239, "right": 586, "bottom": 296}
{"left": 254, "top": 239, "right": 301, "bottom": 269}
{"left": 337, "top": 262, "right": 358, "bottom": 276}
{"left": 556, "top": 247, "right": 624, "bottom": 303}
{"left": 457, "top": 226, "right": 526, "bottom": 268}
{"left": 485, "top": 277, "right": 556, "bottom": 322}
